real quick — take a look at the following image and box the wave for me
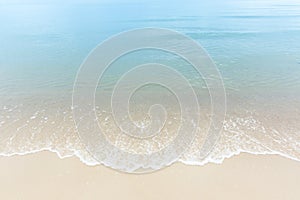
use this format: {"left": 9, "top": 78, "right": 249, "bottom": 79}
{"left": 1, "top": 104, "right": 299, "bottom": 170}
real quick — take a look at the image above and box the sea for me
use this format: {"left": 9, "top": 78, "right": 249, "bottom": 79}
{"left": 0, "top": 0, "right": 300, "bottom": 172}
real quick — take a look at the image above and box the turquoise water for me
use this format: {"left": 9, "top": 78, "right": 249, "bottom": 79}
{"left": 0, "top": 1, "right": 300, "bottom": 170}
{"left": 1, "top": 2, "right": 300, "bottom": 99}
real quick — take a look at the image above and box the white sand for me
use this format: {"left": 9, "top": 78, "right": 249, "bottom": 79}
{"left": 0, "top": 152, "right": 299, "bottom": 200}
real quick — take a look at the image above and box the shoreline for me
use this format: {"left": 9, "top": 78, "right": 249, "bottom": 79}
{"left": 2, "top": 146, "right": 300, "bottom": 168}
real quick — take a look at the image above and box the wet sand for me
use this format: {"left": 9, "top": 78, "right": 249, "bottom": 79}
{"left": 0, "top": 152, "right": 299, "bottom": 200}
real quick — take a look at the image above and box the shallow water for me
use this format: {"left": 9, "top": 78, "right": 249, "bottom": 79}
{"left": 0, "top": 0, "right": 300, "bottom": 172}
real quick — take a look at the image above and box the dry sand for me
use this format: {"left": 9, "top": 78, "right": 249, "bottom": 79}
{"left": 0, "top": 152, "right": 299, "bottom": 200}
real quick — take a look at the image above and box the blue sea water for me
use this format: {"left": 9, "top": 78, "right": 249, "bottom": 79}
{"left": 0, "top": 0, "right": 300, "bottom": 171}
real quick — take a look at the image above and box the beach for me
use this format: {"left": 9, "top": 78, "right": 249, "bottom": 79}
{"left": 1, "top": 1, "right": 300, "bottom": 199}
{"left": 1, "top": 152, "right": 300, "bottom": 200}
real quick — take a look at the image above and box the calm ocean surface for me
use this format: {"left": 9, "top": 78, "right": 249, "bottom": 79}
{"left": 0, "top": 0, "right": 300, "bottom": 171}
